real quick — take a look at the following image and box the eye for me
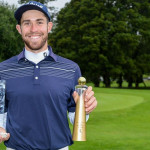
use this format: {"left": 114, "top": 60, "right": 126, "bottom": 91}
{"left": 23, "top": 22, "right": 30, "bottom": 26}
{"left": 37, "top": 21, "right": 43, "bottom": 25}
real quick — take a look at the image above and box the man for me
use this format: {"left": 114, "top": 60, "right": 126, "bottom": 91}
{"left": 0, "top": 1, "right": 97, "bottom": 150}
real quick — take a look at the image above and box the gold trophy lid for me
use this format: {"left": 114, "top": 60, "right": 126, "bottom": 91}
{"left": 78, "top": 77, "right": 86, "bottom": 85}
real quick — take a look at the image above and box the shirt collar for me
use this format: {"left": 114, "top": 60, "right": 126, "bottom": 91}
{"left": 17, "top": 46, "right": 57, "bottom": 62}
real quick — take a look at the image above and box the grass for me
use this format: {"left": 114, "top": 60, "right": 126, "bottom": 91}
{"left": 70, "top": 87, "right": 150, "bottom": 150}
{"left": 1, "top": 87, "right": 150, "bottom": 150}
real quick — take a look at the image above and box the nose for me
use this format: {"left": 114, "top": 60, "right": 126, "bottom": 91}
{"left": 30, "top": 22, "right": 38, "bottom": 32}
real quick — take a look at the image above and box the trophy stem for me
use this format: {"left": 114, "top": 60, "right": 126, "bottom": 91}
{"left": 72, "top": 92, "right": 86, "bottom": 141}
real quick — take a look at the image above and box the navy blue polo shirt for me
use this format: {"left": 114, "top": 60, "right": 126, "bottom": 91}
{"left": 0, "top": 46, "right": 81, "bottom": 150}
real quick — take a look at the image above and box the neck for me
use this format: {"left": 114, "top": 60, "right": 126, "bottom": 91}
{"left": 25, "top": 48, "right": 49, "bottom": 64}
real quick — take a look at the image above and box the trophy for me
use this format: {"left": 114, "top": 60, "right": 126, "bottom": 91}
{"left": 72, "top": 77, "right": 87, "bottom": 141}
{"left": 0, "top": 80, "right": 7, "bottom": 138}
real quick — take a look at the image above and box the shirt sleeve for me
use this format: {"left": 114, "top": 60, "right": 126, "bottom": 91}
{"left": 67, "top": 64, "right": 81, "bottom": 112}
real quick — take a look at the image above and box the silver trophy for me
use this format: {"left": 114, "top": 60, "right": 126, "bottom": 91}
{"left": 0, "top": 80, "right": 7, "bottom": 138}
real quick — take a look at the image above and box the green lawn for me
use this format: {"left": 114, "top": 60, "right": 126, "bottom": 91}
{"left": 1, "top": 87, "right": 150, "bottom": 150}
{"left": 70, "top": 87, "right": 150, "bottom": 150}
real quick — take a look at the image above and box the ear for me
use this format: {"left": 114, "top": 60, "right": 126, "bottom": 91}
{"left": 16, "top": 24, "right": 22, "bottom": 34}
{"left": 48, "top": 22, "right": 53, "bottom": 33}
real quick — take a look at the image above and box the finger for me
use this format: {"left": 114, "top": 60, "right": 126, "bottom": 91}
{"left": 85, "top": 86, "right": 92, "bottom": 96}
{"left": 85, "top": 91, "right": 94, "bottom": 101}
{"left": 85, "top": 96, "right": 96, "bottom": 108}
{"left": 0, "top": 138, "right": 2, "bottom": 143}
{"left": 1, "top": 133, "right": 10, "bottom": 142}
{"left": 72, "top": 91, "right": 79, "bottom": 103}
{"left": 4, "top": 133, "right": 10, "bottom": 141}
{"left": 0, "top": 136, "right": 4, "bottom": 143}
{"left": 86, "top": 101, "right": 97, "bottom": 114}
{"left": 85, "top": 100, "right": 97, "bottom": 114}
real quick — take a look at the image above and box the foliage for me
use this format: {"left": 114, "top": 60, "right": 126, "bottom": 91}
{"left": 49, "top": 0, "right": 150, "bottom": 87}
{"left": 0, "top": 2, "right": 24, "bottom": 61}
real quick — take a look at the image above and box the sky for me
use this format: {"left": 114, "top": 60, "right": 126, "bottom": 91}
{"left": 1, "top": 0, "right": 71, "bottom": 10}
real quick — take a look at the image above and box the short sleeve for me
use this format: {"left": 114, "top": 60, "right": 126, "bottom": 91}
{"left": 67, "top": 64, "right": 81, "bottom": 112}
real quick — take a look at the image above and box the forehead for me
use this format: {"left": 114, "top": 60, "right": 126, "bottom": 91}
{"left": 21, "top": 10, "right": 46, "bottom": 21}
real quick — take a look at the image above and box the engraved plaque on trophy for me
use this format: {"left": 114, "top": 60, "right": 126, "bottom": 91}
{"left": 72, "top": 77, "right": 87, "bottom": 141}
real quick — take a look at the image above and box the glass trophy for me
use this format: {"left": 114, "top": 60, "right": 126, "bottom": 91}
{"left": 0, "top": 80, "right": 6, "bottom": 115}
{"left": 0, "top": 80, "right": 7, "bottom": 138}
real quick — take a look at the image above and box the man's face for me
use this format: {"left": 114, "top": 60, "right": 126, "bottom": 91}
{"left": 16, "top": 10, "right": 53, "bottom": 53}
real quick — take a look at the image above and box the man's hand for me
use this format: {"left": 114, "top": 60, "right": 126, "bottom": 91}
{"left": 73, "top": 86, "right": 97, "bottom": 114}
{"left": 0, "top": 127, "right": 10, "bottom": 143}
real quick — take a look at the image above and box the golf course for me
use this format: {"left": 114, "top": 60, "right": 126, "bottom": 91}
{"left": 0, "top": 86, "right": 150, "bottom": 150}
{"left": 70, "top": 86, "right": 150, "bottom": 150}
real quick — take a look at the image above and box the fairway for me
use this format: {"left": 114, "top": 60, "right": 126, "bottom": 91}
{"left": 0, "top": 87, "right": 150, "bottom": 150}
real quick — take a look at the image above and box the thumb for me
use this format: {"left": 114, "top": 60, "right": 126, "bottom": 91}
{"left": 72, "top": 91, "right": 79, "bottom": 103}
{"left": 5, "top": 133, "right": 10, "bottom": 141}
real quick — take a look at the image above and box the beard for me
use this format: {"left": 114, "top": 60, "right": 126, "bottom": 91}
{"left": 22, "top": 32, "right": 48, "bottom": 51}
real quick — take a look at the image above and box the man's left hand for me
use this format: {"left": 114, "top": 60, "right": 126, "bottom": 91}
{"left": 73, "top": 86, "right": 97, "bottom": 114}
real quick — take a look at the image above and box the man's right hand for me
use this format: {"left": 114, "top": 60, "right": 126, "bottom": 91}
{"left": 0, "top": 127, "right": 10, "bottom": 143}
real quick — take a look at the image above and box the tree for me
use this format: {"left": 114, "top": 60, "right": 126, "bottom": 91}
{"left": 123, "top": 1, "right": 150, "bottom": 88}
{"left": 50, "top": 0, "right": 103, "bottom": 87}
{"left": 0, "top": 2, "right": 24, "bottom": 61}
{"left": 49, "top": 0, "right": 150, "bottom": 87}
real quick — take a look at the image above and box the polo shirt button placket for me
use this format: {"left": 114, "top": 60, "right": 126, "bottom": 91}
{"left": 35, "top": 76, "right": 38, "bottom": 80}
{"left": 34, "top": 65, "right": 40, "bottom": 85}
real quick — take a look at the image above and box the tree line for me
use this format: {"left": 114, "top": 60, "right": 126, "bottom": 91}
{"left": 0, "top": 2, "right": 24, "bottom": 61}
{"left": 50, "top": 0, "right": 150, "bottom": 88}
{"left": 1, "top": 0, "right": 150, "bottom": 88}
